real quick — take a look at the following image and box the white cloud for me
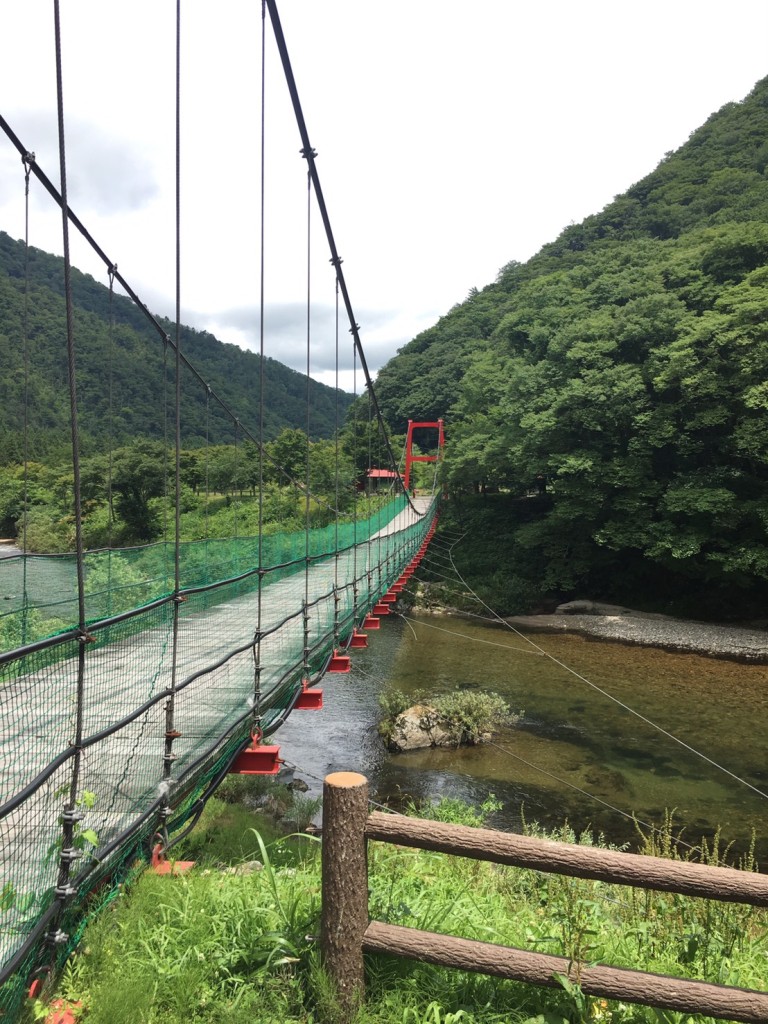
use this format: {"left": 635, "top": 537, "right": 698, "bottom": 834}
{"left": 1, "top": 0, "right": 767, "bottom": 392}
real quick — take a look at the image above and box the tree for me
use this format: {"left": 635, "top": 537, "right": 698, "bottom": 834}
{"left": 111, "top": 440, "right": 166, "bottom": 542}
{"left": 266, "top": 428, "right": 309, "bottom": 485}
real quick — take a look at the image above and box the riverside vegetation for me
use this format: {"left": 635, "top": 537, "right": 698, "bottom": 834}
{"left": 371, "top": 76, "right": 768, "bottom": 622}
{"left": 378, "top": 689, "right": 519, "bottom": 748}
{"left": 26, "top": 782, "right": 768, "bottom": 1024}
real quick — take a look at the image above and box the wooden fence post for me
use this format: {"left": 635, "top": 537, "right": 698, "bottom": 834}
{"left": 320, "top": 771, "right": 369, "bottom": 1020}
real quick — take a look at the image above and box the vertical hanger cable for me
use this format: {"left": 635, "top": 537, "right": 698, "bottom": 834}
{"left": 20, "top": 152, "right": 33, "bottom": 644}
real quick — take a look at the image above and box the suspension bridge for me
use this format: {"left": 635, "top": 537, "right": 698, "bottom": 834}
{"left": 0, "top": 1, "right": 444, "bottom": 1013}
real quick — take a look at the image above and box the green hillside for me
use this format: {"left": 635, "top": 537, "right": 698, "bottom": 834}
{"left": 0, "top": 231, "right": 352, "bottom": 461}
{"left": 376, "top": 76, "right": 768, "bottom": 617}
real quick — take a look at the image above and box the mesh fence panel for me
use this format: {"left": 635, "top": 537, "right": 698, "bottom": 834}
{"left": 0, "top": 495, "right": 409, "bottom": 650}
{"left": 0, "top": 496, "right": 436, "bottom": 1018}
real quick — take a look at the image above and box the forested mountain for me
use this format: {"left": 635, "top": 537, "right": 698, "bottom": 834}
{"left": 0, "top": 231, "right": 352, "bottom": 461}
{"left": 376, "top": 76, "right": 768, "bottom": 617}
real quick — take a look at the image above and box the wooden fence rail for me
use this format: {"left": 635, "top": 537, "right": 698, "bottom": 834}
{"left": 319, "top": 772, "right": 768, "bottom": 1023}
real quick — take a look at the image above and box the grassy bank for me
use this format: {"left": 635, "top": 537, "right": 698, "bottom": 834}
{"left": 24, "top": 785, "right": 768, "bottom": 1024}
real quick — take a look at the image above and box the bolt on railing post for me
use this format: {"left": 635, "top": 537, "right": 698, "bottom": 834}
{"left": 320, "top": 771, "right": 369, "bottom": 1020}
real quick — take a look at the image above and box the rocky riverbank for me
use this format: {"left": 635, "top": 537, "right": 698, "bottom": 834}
{"left": 504, "top": 600, "right": 768, "bottom": 662}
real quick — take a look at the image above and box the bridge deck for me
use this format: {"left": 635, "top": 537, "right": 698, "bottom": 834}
{"left": 0, "top": 498, "right": 434, "bottom": 970}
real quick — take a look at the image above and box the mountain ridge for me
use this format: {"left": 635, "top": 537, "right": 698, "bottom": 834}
{"left": 0, "top": 230, "right": 353, "bottom": 461}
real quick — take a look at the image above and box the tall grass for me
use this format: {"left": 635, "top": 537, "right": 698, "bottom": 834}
{"left": 25, "top": 797, "right": 768, "bottom": 1024}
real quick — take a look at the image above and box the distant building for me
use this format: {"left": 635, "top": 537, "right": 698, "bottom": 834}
{"left": 366, "top": 467, "right": 398, "bottom": 491}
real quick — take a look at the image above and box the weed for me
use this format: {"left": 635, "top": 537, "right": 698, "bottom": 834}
{"left": 172, "top": 797, "right": 275, "bottom": 866}
{"left": 407, "top": 794, "right": 503, "bottom": 829}
{"left": 552, "top": 974, "right": 591, "bottom": 1022}
{"left": 283, "top": 793, "right": 323, "bottom": 832}
{"left": 430, "top": 691, "right": 519, "bottom": 745}
{"left": 380, "top": 688, "right": 418, "bottom": 721}
{"left": 401, "top": 1001, "right": 470, "bottom": 1023}
{"left": 215, "top": 773, "right": 290, "bottom": 808}
{"left": 45, "top": 789, "right": 99, "bottom": 866}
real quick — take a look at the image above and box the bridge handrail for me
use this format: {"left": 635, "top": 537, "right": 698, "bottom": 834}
{"left": 0, "top": 494, "right": 413, "bottom": 658}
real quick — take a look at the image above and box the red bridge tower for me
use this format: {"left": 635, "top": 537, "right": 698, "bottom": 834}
{"left": 403, "top": 419, "right": 445, "bottom": 492}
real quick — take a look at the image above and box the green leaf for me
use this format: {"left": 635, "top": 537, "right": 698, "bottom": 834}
{"left": 0, "top": 882, "right": 15, "bottom": 912}
{"left": 79, "top": 828, "right": 99, "bottom": 847}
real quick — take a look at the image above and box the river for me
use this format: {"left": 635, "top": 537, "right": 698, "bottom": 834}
{"left": 278, "top": 611, "right": 768, "bottom": 863}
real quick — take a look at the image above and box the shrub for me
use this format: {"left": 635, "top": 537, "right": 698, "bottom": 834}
{"left": 431, "top": 690, "right": 519, "bottom": 745}
{"left": 17, "top": 507, "right": 70, "bottom": 553}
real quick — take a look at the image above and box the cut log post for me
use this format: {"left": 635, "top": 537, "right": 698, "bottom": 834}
{"left": 320, "top": 772, "right": 369, "bottom": 1020}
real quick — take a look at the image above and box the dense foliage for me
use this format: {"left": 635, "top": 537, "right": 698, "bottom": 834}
{"left": 0, "top": 431, "right": 359, "bottom": 550}
{"left": 0, "top": 231, "right": 353, "bottom": 461}
{"left": 376, "top": 77, "right": 768, "bottom": 616}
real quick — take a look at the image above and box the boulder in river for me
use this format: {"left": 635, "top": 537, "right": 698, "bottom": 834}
{"left": 386, "top": 704, "right": 475, "bottom": 752}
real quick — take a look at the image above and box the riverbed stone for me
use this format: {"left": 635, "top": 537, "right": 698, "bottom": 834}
{"left": 222, "top": 859, "right": 263, "bottom": 875}
{"left": 387, "top": 704, "right": 454, "bottom": 752}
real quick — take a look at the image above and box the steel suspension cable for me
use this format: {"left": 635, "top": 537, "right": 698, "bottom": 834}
{"left": 253, "top": 0, "right": 268, "bottom": 743}
{"left": 53, "top": 0, "right": 86, "bottom": 786}
{"left": 104, "top": 265, "right": 116, "bottom": 618}
{"left": 173, "top": 0, "right": 182, "bottom": 600}
{"left": 304, "top": 164, "right": 312, "bottom": 669}
{"left": 264, "top": 0, "right": 418, "bottom": 514}
{"left": 233, "top": 418, "right": 241, "bottom": 543}
{"left": 50, "top": 0, "right": 88, "bottom": 954}
{"left": 204, "top": 387, "right": 211, "bottom": 541}
{"left": 397, "top": 614, "right": 544, "bottom": 656}
{"left": 162, "top": 339, "right": 170, "bottom": 544}
{"left": 334, "top": 275, "right": 340, "bottom": 643}
{"left": 161, "top": 0, "right": 183, "bottom": 839}
{"left": 352, "top": 341, "right": 359, "bottom": 621}
{"left": 487, "top": 740, "right": 703, "bottom": 856}
{"left": 106, "top": 266, "right": 116, "bottom": 554}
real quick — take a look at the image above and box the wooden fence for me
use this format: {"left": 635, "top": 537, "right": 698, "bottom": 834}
{"left": 319, "top": 772, "right": 768, "bottom": 1023}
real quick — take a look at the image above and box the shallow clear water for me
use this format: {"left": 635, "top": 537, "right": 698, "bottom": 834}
{"left": 278, "top": 612, "right": 768, "bottom": 862}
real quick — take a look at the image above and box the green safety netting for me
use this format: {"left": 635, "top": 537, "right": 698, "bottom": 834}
{"left": 0, "top": 494, "right": 410, "bottom": 650}
{"left": 0, "top": 494, "right": 437, "bottom": 1020}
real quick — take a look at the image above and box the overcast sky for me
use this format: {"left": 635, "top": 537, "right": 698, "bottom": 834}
{"left": 1, "top": 2, "right": 767, "bottom": 394}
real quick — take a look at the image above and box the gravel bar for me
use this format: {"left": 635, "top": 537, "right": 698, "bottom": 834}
{"left": 504, "top": 610, "right": 768, "bottom": 662}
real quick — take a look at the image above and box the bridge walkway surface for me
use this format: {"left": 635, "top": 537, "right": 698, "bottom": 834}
{"left": 0, "top": 496, "right": 435, "bottom": 978}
